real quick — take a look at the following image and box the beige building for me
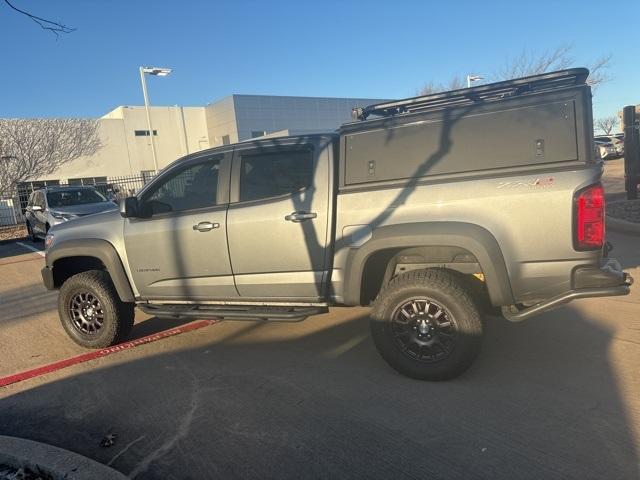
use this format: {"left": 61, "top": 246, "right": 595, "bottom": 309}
{"left": 43, "top": 105, "right": 210, "bottom": 182}
{"left": 38, "top": 94, "right": 385, "bottom": 183}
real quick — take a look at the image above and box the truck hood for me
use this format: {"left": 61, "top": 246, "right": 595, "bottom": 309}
{"left": 49, "top": 208, "right": 123, "bottom": 238}
{"left": 50, "top": 201, "right": 117, "bottom": 217}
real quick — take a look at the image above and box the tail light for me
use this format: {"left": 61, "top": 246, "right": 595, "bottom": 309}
{"left": 574, "top": 183, "right": 605, "bottom": 250}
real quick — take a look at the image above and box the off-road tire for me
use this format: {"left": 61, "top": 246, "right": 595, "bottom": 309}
{"left": 58, "top": 270, "right": 135, "bottom": 348}
{"left": 370, "top": 269, "right": 482, "bottom": 381}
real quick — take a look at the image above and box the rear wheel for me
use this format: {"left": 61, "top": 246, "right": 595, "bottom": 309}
{"left": 370, "top": 269, "right": 482, "bottom": 381}
{"left": 58, "top": 270, "right": 134, "bottom": 348}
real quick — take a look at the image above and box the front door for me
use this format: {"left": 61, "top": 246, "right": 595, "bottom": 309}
{"left": 33, "top": 191, "right": 48, "bottom": 234}
{"left": 226, "top": 137, "right": 332, "bottom": 300}
{"left": 124, "top": 151, "right": 237, "bottom": 300}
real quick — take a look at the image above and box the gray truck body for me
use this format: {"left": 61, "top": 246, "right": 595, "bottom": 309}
{"left": 42, "top": 69, "right": 632, "bottom": 324}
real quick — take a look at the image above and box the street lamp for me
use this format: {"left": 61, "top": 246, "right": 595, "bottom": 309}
{"left": 139, "top": 66, "right": 172, "bottom": 172}
{"left": 466, "top": 74, "right": 483, "bottom": 88}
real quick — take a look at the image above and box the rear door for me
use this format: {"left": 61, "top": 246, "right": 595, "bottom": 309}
{"left": 226, "top": 136, "right": 333, "bottom": 300}
{"left": 123, "top": 150, "right": 236, "bottom": 300}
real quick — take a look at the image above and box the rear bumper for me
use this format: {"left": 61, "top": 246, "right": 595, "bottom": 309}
{"left": 502, "top": 257, "right": 633, "bottom": 322}
{"left": 41, "top": 265, "right": 55, "bottom": 290}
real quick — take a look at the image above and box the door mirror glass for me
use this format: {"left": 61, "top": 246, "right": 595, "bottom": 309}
{"left": 120, "top": 197, "right": 139, "bottom": 218}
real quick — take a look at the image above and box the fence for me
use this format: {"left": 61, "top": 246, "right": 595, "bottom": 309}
{"left": 0, "top": 172, "right": 156, "bottom": 241}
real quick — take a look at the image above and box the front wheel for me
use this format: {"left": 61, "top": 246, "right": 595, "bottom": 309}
{"left": 58, "top": 270, "right": 135, "bottom": 348}
{"left": 26, "top": 221, "right": 38, "bottom": 242}
{"left": 370, "top": 269, "right": 482, "bottom": 381}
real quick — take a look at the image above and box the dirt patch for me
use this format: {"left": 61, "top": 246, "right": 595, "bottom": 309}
{"left": 0, "top": 225, "right": 27, "bottom": 242}
{"left": 607, "top": 200, "right": 640, "bottom": 223}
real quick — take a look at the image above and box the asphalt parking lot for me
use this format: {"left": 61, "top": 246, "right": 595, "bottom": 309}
{"left": 0, "top": 234, "right": 639, "bottom": 479}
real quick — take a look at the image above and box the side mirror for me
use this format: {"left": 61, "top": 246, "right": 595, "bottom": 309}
{"left": 31, "top": 205, "right": 43, "bottom": 212}
{"left": 120, "top": 197, "right": 139, "bottom": 218}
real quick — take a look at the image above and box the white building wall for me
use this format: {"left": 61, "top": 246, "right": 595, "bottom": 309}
{"left": 36, "top": 95, "right": 388, "bottom": 182}
{"left": 205, "top": 96, "right": 238, "bottom": 147}
{"left": 41, "top": 106, "right": 209, "bottom": 181}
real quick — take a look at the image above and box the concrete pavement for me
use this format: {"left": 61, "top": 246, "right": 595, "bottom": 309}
{"left": 0, "top": 234, "right": 638, "bottom": 479}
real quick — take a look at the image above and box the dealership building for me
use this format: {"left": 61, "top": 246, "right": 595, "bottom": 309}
{"left": 40, "top": 94, "right": 386, "bottom": 184}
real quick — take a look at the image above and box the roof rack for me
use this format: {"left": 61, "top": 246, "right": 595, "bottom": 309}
{"left": 352, "top": 68, "right": 589, "bottom": 121}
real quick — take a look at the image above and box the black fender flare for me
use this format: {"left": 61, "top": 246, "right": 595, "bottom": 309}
{"left": 342, "top": 222, "right": 514, "bottom": 306}
{"left": 47, "top": 239, "right": 135, "bottom": 302}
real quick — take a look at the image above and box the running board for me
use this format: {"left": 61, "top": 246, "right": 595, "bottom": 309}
{"left": 139, "top": 303, "right": 328, "bottom": 322}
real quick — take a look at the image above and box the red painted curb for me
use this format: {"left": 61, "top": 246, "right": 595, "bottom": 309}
{"left": 0, "top": 319, "right": 216, "bottom": 388}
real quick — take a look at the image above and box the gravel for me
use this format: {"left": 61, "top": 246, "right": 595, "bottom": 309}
{"left": 607, "top": 200, "right": 640, "bottom": 223}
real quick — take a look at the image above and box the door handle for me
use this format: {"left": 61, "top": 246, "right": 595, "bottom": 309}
{"left": 193, "top": 221, "right": 220, "bottom": 232}
{"left": 285, "top": 211, "right": 317, "bottom": 222}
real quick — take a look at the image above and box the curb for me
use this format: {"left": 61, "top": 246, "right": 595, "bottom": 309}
{"left": 606, "top": 215, "right": 640, "bottom": 235}
{"left": 0, "top": 436, "right": 127, "bottom": 480}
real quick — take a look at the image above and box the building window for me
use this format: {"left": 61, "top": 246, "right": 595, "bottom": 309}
{"left": 134, "top": 130, "right": 158, "bottom": 136}
{"left": 68, "top": 177, "right": 107, "bottom": 186}
{"left": 251, "top": 130, "right": 267, "bottom": 139}
{"left": 221, "top": 135, "right": 230, "bottom": 146}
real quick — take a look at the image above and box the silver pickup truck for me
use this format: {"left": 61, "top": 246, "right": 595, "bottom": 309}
{"left": 41, "top": 68, "right": 633, "bottom": 380}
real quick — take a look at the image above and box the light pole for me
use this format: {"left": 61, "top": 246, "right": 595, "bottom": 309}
{"left": 466, "top": 74, "right": 483, "bottom": 88}
{"left": 139, "top": 66, "right": 172, "bottom": 172}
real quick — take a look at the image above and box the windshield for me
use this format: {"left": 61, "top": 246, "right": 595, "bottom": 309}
{"left": 46, "top": 189, "right": 107, "bottom": 208}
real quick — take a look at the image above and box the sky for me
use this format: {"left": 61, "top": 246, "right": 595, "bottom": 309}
{"left": 1, "top": 0, "right": 638, "bottom": 127}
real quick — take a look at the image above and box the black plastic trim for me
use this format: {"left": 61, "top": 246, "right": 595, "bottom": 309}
{"left": 342, "top": 222, "right": 514, "bottom": 307}
{"left": 41, "top": 265, "right": 54, "bottom": 290}
{"left": 46, "top": 239, "right": 135, "bottom": 302}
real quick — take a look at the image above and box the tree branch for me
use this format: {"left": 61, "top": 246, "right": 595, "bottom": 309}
{"left": 4, "top": 0, "right": 75, "bottom": 37}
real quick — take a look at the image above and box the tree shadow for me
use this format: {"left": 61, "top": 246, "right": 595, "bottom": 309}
{"left": 0, "top": 306, "right": 637, "bottom": 479}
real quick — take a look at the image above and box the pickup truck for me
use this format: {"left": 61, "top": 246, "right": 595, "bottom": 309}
{"left": 41, "top": 68, "right": 633, "bottom": 380}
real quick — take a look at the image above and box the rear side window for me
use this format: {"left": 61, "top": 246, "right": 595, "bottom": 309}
{"left": 239, "top": 150, "right": 313, "bottom": 202}
{"left": 143, "top": 157, "right": 222, "bottom": 215}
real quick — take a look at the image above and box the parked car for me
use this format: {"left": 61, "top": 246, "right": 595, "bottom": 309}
{"left": 594, "top": 139, "right": 618, "bottom": 160}
{"left": 595, "top": 135, "right": 624, "bottom": 158}
{"left": 41, "top": 69, "right": 633, "bottom": 381}
{"left": 25, "top": 186, "right": 117, "bottom": 241}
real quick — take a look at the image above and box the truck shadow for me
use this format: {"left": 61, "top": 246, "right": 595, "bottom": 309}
{"left": 0, "top": 306, "right": 637, "bottom": 479}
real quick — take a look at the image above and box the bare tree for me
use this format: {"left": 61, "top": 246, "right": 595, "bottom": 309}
{"left": 595, "top": 116, "right": 619, "bottom": 135}
{"left": 495, "top": 45, "right": 573, "bottom": 80}
{"left": 495, "top": 46, "right": 611, "bottom": 91}
{"left": 418, "top": 76, "right": 466, "bottom": 96}
{"left": 3, "top": 0, "right": 75, "bottom": 37}
{"left": 419, "top": 45, "right": 612, "bottom": 96}
{"left": 0, "top": 119, "right": 101, "bottom": 197}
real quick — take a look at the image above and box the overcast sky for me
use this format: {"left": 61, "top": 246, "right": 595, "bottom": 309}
{"left": 1, "top": 0, "right": 638, "bottom": 127}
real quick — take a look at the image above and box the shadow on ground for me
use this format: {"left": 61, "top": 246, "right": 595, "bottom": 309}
{"left": 0, "top": 306, "right": 637, "bottom": 479}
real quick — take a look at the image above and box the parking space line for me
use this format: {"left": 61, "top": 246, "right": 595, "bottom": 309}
{"left": 16, "top": 242, "right": 46, "bottom": 257}
{"left": 0, "top": 319, "right": 217, "bottom": 388}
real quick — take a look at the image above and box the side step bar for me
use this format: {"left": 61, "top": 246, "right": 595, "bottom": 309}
{"left": 501, "top": 282, "right": 632, "bottom": 323}
{"left": 139, "top": 303, "right": 328, "bottom": 322}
